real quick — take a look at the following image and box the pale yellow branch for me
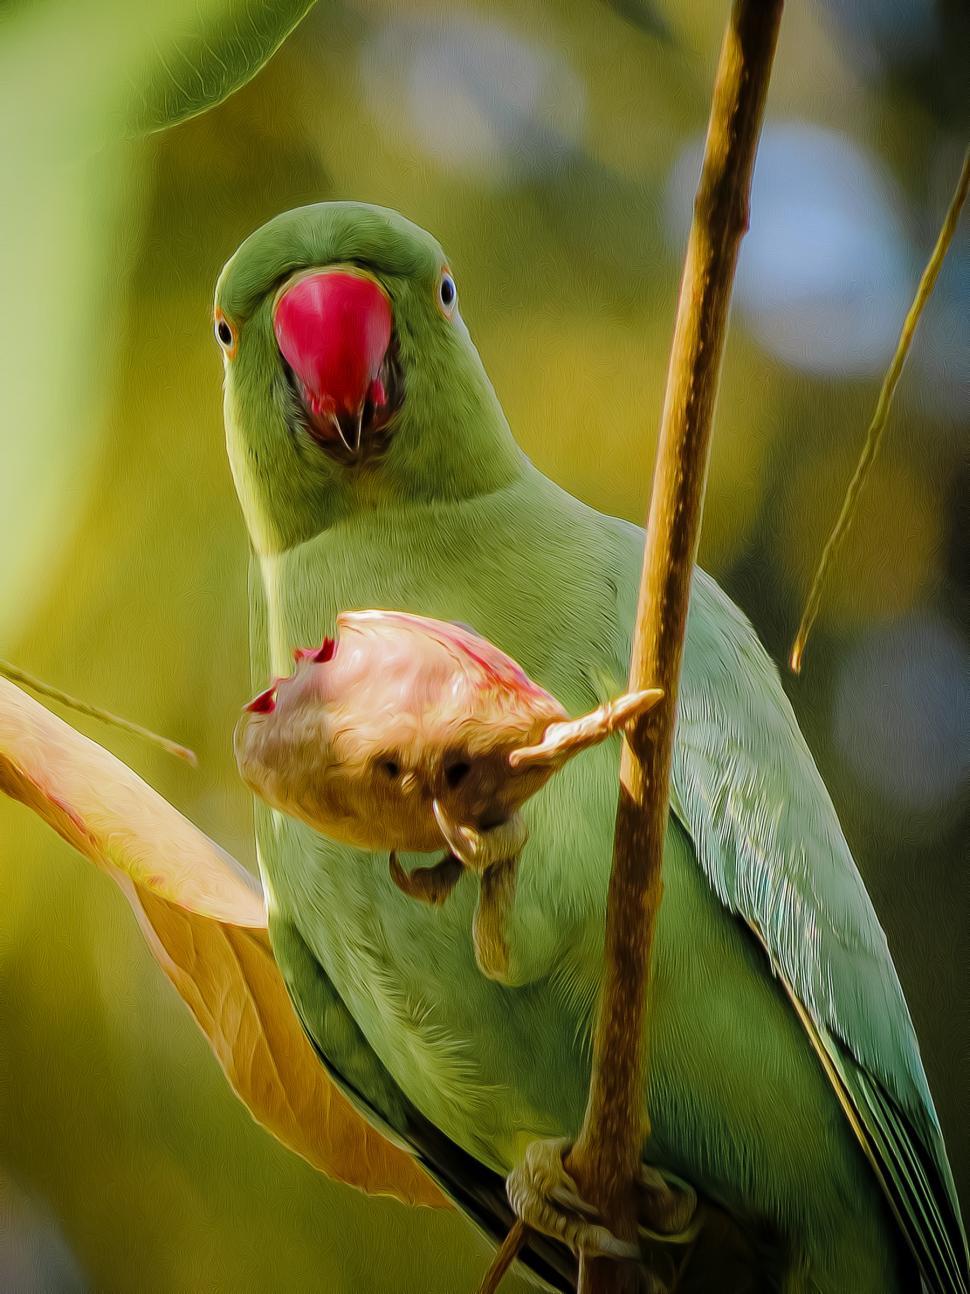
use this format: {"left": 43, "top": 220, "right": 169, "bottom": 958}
{"left": 0, "top": 657, "right": 197, "bottom": 765}
{"left": 477, "top": 1220, "right": 528, "bottom": 1294}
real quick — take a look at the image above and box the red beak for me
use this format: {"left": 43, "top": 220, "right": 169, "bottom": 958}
{"left": 273, "top": 269, "right": 393, "bottom": 455}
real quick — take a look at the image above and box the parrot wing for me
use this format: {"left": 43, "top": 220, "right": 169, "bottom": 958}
{"left": 662, "top": 565, "right": 969, "bottom": 1294}
{"left": 269, "top": 916, "right": 575, "bottom": 1292}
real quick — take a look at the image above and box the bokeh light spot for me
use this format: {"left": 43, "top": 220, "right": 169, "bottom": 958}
{"left": 665, "top": 122, "right": 913, "bottom": 376}
{"left": 359, "top": 13, "right": 586, "bottom": 186}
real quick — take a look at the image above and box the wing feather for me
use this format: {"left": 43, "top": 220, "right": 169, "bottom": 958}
{"left": 664, "top": 568, "right": 968, "bottom": 1293}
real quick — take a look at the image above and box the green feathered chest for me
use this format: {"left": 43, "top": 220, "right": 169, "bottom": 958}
{"left": 247, "top": 491, "right": 826, "bottom": 1184}
{"left": 250, "top": 492, "right": 616, "bottom": 1167}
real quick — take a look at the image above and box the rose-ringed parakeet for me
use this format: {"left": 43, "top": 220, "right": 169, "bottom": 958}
{"left": 213, "top": 203, "right": 968, "bottom": 1292}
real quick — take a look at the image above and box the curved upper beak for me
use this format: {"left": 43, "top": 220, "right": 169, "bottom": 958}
{"left": 273, "top": 269, "right": 394, "bottom": 456}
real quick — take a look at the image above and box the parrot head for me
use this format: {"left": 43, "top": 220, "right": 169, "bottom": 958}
{"left": 214, "top": 203, "right": 523, "bottom": 552}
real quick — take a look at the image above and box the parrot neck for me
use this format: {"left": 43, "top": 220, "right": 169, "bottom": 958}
{"left": 251, "top": 463, "right": 567, "bottom": 685}
{"left": 228, "top": 349, "right": 527, "bottom": 556}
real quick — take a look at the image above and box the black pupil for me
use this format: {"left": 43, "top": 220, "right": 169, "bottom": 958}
{"left": 217, "top": 321, "right": 232, "bottom": 345}
{"left": 440, "top": 276, "right": 455, "bottom": 307}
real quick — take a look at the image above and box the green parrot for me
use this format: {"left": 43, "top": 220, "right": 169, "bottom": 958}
{"left": 213, "top": 202, "right": 968, "bottom": 1293}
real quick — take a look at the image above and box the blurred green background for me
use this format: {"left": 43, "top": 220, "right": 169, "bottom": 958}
{"left": 1, "top": 1, "right": 967, "bottom": 1289}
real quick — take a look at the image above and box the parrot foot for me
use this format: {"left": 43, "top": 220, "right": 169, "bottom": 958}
{"left": 432, "top": 803, "right": 529, "bottom": 984}
{"left": 389, "top": 851, "right": 464, "bottom": 906}
{"left": 636, "top": 1165, "right": 699, "bottom": 1243}
{"left": 505, "top": 1137, "right": 641, "bottom": 1263}
{"left": 472, "top": 854, "right": 519, "bottom": 982}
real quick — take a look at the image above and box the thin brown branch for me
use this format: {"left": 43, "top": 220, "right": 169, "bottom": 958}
{"left": 476, "top": 1220, "right": 528, "bottom": 1294}
{"left": 564, "top": 4, "right": 784, "bottom": 1291}
{"left": 789, "top": 145, "right": 970, "bottom": 674}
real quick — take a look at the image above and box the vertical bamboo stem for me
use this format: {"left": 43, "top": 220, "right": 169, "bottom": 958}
{"left": 565, "top": 5, "right": 784, "bottom": 1291}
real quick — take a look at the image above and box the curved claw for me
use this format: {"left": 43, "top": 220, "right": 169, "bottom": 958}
{"left": 505, "top": 1138, "right": 641, "bottom": 1263}
{"left": 432, "top": 802, "right": 528, "bottom": 873}
{"left": 637, "top": 1165, "right": 700, "bottom": 1245}
{"left": 433, "top": 799, "right": 483, "bottom": 868}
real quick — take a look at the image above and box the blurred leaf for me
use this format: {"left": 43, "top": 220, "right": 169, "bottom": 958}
{"left": 125, "top": 885, "right": 445, "bottom": 1206}
{"left": 128, "top": 0, "right": 320, "bottom": 135}
{"left": 0, "top": 677, "right": 263, "bottom": 923}
{"left": 601, "top": 0, "right": 673, "bottom": 43}
{"left": 0, "top": 4, "right": 139, "bottom": 644}
{"left": 0, "top": 0, "right": 316, "bottom": 644}
{"left": 0, "top": 678, "right": 446, "bottom": 1208}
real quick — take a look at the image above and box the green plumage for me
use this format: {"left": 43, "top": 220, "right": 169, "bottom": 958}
{"left": 216, "top": 203, "right": 968, "bottom": 1292}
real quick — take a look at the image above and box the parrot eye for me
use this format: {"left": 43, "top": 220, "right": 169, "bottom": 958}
{"left": 437, "top": 270, "right": 457, "bottom": 318}
{"left": 214, "top": 311, "right": 238, "bottom": 357}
